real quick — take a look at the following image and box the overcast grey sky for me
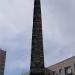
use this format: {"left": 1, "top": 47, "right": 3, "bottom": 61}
{"left": 0, "top": 0, "right": 75, "bottom": 75}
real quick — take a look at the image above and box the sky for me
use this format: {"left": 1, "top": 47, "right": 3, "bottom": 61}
{"left": 0, "top": 0, "right": 75, "bottom": 75}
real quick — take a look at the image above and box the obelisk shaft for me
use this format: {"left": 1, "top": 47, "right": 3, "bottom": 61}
{"left": 30, "top": 0, "right": 45, "bottom": 75}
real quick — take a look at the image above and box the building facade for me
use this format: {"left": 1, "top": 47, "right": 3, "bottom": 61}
{"left": 0, "top": 49, "right": 6, "bottom": 75}
{"left": 48, "top": 56, "right": 75, "bottom": 75}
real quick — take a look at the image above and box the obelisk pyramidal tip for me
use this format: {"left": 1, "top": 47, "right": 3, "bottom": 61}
{"left": 30, "top": 0, "right": 45, "bottom": 75}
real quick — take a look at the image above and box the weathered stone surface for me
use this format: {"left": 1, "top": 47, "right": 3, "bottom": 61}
{"left": 0, "top": 49, "right": 6, "bottom": 75}
{"left": 30, "top": 0, "right": 45, "bottom": 75}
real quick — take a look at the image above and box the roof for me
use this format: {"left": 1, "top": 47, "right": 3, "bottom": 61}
{"left": 48, "top": 56, "right": 75, "bottom": 68}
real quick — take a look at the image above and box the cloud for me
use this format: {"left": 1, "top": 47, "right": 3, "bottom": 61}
{"left": 0, "top": 0, "right": 34, "bottom": 24}
{"left": 41, "top": 0, "right": 75, "bottom": 67}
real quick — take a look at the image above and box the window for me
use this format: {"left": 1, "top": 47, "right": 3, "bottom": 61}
{"left": 53, "top": 71, "right": 56, "bottom": 75}
{"left": 56, "top": 73, "right": 59, "bottom": 75}
{"left": 74, "top": 64, "right": 75, "bottom": 70}
{"left": 65, "top": 66, "right": 72, "bottom": 75}
{"left": 59, "top": 69, "right": 62, "bottom": 74}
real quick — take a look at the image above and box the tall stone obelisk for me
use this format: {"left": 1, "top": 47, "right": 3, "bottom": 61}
{"left": 30, "top": 0, "right": 45, "bottom": 75}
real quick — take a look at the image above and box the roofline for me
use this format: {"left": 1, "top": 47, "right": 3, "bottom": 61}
{"left": 48, "top": 56, "right": 75, "bottom": 68}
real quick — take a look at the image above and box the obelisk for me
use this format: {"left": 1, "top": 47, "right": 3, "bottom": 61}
{"left": 30, "top": 0, "right": 45, "bottom": 75}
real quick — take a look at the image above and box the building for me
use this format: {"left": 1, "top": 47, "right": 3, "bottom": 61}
{"left": 30, "top": 0, "right": 45, "bottom": 75}
{"left": 48, "top": 56, "right": 75, "bottom": 75}
{"left": 23, "top": 56, "right": 75, "bottom": 75}
{"left": 0, "top": 49, "right": 6, "bottom": 75}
